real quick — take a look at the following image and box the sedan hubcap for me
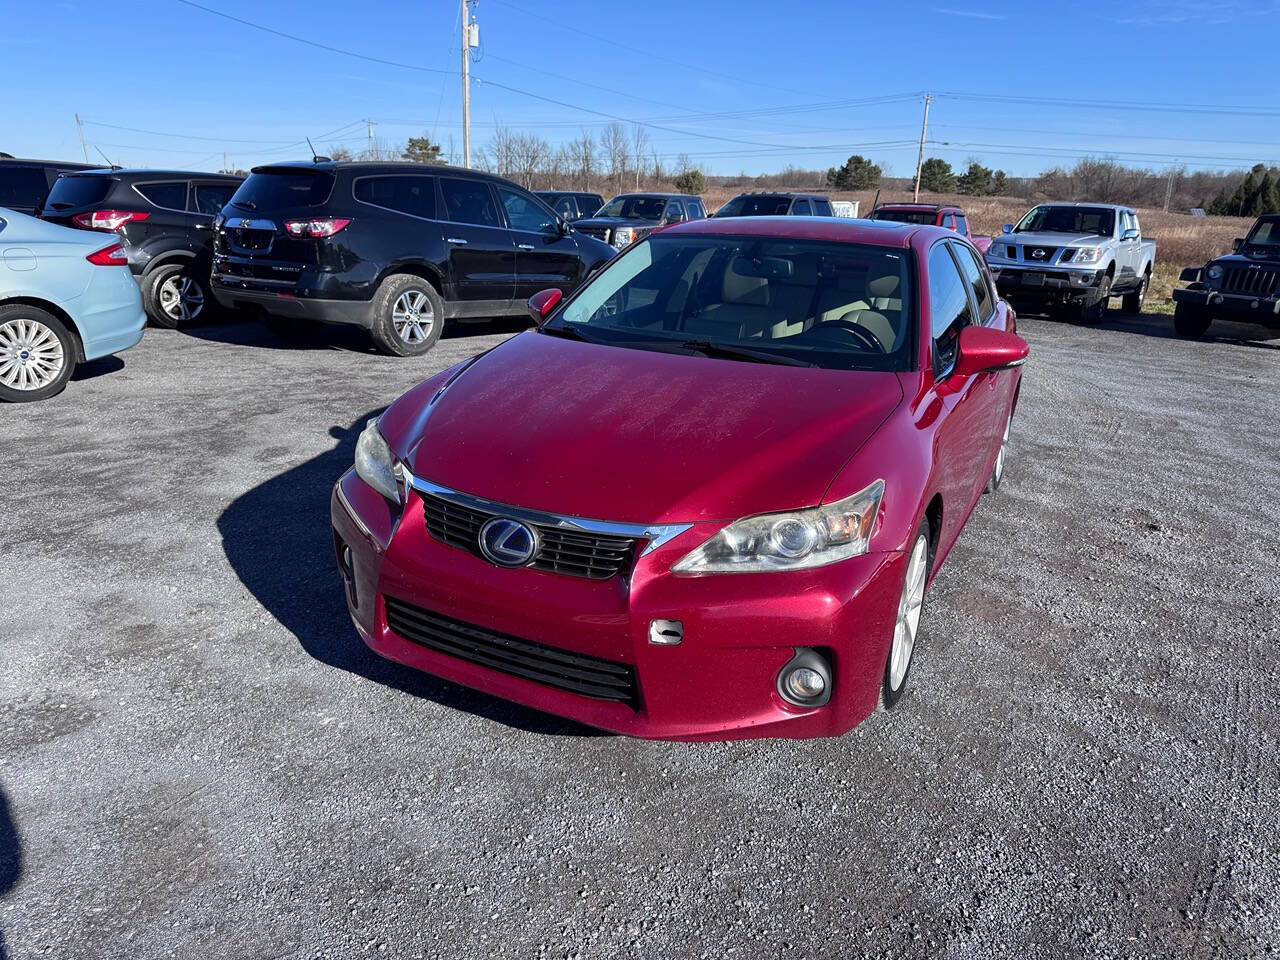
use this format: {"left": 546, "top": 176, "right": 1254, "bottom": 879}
{"left": 392, "top": 290, "right": 435, "bottom": 343}
{"left": 889, "top": 534, "right": 928, "bottom": 691}
{"left": 0, "top": 318, "right": 64, "bottom": 391}
{"left": 159, "top": 275, "right": 204, "bottom": 323}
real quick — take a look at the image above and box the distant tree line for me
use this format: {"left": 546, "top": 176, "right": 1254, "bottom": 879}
{"left": 1205, "top": 164, "right": 1280, "bottom": 217}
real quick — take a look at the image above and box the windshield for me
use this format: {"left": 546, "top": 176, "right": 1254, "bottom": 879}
{"left": 228, "top": 170, "right": 334, "bottom": 211}
{"left": 548, "top": 234, "right": 914, "bottom": 371}
{"left": 1243, "top": 218, "right": 1280, "bottom": 250}
{"left": 1015, "top": 205, "right": 1114, "bottom": 237}
{"left": 872, "top": 209, "right": 936, "bottom": 225}
{"left": 597, "top": 196, "right": 666, "bottom": 220}
{"left": 715, "top": 196, "right": 791, "bottom": 217}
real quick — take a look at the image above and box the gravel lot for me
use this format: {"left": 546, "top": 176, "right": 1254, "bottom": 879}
{"left": 2, "top": 307, "right": 1278, "bottom": 960}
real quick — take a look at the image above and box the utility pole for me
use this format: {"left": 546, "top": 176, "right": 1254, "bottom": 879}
{"left": 1163, "top": 167, "right": 1176, "bottom": 213}
{"left": 364, "top": 118, "right": 377, "bottom": 158}
{"left": 75, "top": 113, "right": 89, "bottom": 163}
{"left": 461, "top": 0, "right": 476, "bottom": 168}
{"left": 912, "top": 94, "right": 933, "bottom": 202}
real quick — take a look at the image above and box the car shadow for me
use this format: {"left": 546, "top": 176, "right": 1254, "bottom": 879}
{"left": 70, "top": 354, "right": 125, "bottom": 382}
{"left": 216, "top": 412, "right": 604, "bottom": 737}
{"left": 1015, "top": 303, "right": 1280, "bottom": 350}
{"left": 0, "top": 786, "right": 21, "bottom": 960}
{"left": 180, "top": 309, "right": 531, "bottom": 353}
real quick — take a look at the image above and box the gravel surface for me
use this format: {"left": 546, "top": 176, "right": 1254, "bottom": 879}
{"left": 1, "top": 309, "right": 1278, "bottom": 959}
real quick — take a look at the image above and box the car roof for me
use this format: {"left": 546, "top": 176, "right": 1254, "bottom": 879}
{"left": 60, "top": 168, "right": 243, "bottom": 181}
{"left": 662, "top": 215, "right": 949, "bottom": 247}
{"left": 877, "top": 203, "right": 953, "bottom": 212}
{"left": 609, "top": 192, "right": 699, "bottom": 199}
{"left": 0, "top": 157, "right": 96, "bottom": 169}
{"left": 732, "top": 192, "right": 828, "bottom": 198}
{"left": 253, "top": 159, "right": 491, "bottom": 178}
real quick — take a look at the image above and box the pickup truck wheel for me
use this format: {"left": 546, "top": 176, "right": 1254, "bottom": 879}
{"left": 145, "top": 262, "right": 207, "bottom": 329}
{"left": 1121, "top": 273, "right": 1149, "bottom": 315}
{"left": 1174, "top": 302, "right": 1213, "bottom": 338}
{"left": 1077, "top": 275, "right": 1111, "bottom": 324}
{"left": 0, "top": 306, "right": 76, "bottom": 403}
{"left": 369, "top": 275, "right": 445, "bottom": 357}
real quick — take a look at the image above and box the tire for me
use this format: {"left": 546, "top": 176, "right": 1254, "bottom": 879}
{"left": 1076, "top": 274, "right": 1111, "bottom": 324}
{"left": 144, "top": 261, "right": 207, "bottom": 329}
{"left": 0, "top": 305, "right": 77, "bottom": 403}
{"left": 368, "top": 275, "right": 445, "bottom": 357}
{"left": 879, "top": 517, "right": 932, "bottom": 711}
{"left": 1121, "top": 272, "right": 1149, "bottom": 315}
{"left": 1173, "top": 302, "right": 1213, "bottom": 338}
{"left": 984, "top": 409, "right": 1012, "bottom": 494}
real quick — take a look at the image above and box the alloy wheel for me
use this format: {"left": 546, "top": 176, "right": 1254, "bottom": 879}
{"left": 159, "top": 275, "right": 205, "bottom": 323}
{"left": 0, "top": 318, "right": 65, "bottom": 391}
{"left": 392, "top": 290, "right": 435, "bottom": 344}
{"left": 888, "top": 534, "right": 928, "bottom": 691}
{"left": 994, "top": 414, "right": 1011, "bottom": 485}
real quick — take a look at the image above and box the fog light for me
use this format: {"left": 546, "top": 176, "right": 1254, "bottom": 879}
{"left": 776, "top": 648, "right": 832, "bottom": 707}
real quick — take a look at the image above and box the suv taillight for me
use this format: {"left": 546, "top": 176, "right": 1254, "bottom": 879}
{"left": 72, "top": 210, "right": 150, "bottom": 231}
{"left": 86, "top": 243, "right": 128, "bottom": 266}
{"left": 283, "top": 218, "right": 351, "bottom": 238}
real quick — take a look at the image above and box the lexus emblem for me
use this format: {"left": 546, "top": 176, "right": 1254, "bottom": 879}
{"left": 1031, "top": 248, "right": 1046, "bottom": 259}
{"left": 478, "top": 517, "right": 539, "bottom": 567}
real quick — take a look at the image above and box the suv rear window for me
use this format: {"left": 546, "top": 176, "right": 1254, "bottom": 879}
{"left": 873, "top": 209, "right": 936, "bottom": 225}
{"left": 43, "top": 176, "right": 114, "bottom": 210}
{"left": 0, "top": 166, "right": 51, "bottom": 208}
{"left": 228, "top": 170, "right": 334, "bottom": 211}
{"left": 134, "top": 181, "right": 188, "bottom": 211}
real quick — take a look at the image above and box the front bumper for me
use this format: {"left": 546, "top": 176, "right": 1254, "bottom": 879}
{"left": 330, "top": 471, "right": 905, "bottom": 741}
{"left": 990, "top": 264, "right": 1106, "bottom": 301}
{"left": 1172, "top": 285, "right": 1280, "bottom": 327}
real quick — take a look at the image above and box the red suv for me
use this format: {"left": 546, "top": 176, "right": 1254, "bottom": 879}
{"left": 871, "top": 203, "right": 992, "bottom": 256}
{"left": 332, "top": 217, "right": 1026, "bottom": 740}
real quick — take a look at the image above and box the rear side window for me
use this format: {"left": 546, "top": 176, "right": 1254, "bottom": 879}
{"left": 354, "top": 175, "right": 437, "bottom": 219}
{"left": 951, "top": 242, "right": 994, "bottom": 321}
{"left": 194, "top": 183, "right": 237, "bottom": 215}
{"left": 687, "top": 199, "right": 706, "bottom": 219}
{"left": 664, "top": 200, "right": 687, "bottom": 222}
{"left": 548, "top": 195, "right": 576, "bottom": 219}
{"left": 440, "top": 178, "right": 500, "bottom": 227}
{"left": 955, "top": 214, "right": 969, "bottom": 235}
{"left": 228, "top": 171, "right": 334, "bottom": 210}
{"left": 498, "top": 188, "right": 556, "bottom": 233}
{"left": 941, "top": 213, "right": 956, "bottom": 230}
{"left": 792, "top": 198, "right": 813, "bottom": 216}
{"left": 44, "top": 176, "right": 114, "bottom": 210}
{"left": 813, "top": 199, "right": 832, "bottom": 216}
{"left": 134, "top": 181, "right": 188, "bottom": 211}
{"left": 0, "top": 166, "right": 51, "bottom": 208}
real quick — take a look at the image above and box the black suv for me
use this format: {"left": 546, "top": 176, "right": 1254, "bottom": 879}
{"left": 39, "top": 168, "right": 243, "bottom": 327}
{"left": 535, "top": 190, "right": 604, "bottom": 222}
{"left": 1172, "top": 213, "right": 1280, "bottom": 337}
{"left": 572, "top": 193, "right": 707, "bottom": 251}
{"left": 0, "top": 157, "right": 95, "bottom": 216}
{"left": 210, "top": 161, "right": 616, "bottom": 356}
{"left": 713, "top": 192, "right": 833, "bottom": 218}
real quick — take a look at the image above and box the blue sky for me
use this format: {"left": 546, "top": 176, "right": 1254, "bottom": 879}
{"left": 5, "top": 0, "right": 1280, "bottom": 177}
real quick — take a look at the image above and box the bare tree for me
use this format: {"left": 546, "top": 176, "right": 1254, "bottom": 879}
{"left": 484, "top": 125, "right": 520, "bottom": 179}
{"left": 512, "top": 132, "right": 551, "bottom": 189}
{"left": 566, "top": 130, "right": 599, "bottom": 191}
{"left": 601, "top": 122, "right": 630, "bottom": 194}
{"left": 630, "top": 125, "right": 650, "bottom": 191}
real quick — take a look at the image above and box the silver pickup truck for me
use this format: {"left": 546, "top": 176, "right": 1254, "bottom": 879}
{"left": 986, "top": 203, "right": 1156, "bottom": 322}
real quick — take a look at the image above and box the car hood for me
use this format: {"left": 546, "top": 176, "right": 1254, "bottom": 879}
{"left": 1008, "top": 230, "right": 1109, "bottom": 248}
{"left": 397, "top": 331, "right": 903, "bottom": 525}
{"left": 573, "top": 215, "right": 661, "bottom": 230}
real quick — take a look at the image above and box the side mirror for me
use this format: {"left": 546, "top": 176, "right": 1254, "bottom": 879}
{"left": 1122, "top": 228, "right": 1140, "bottom": 241}
{"left": 1001, "top": 224, "right": 1014, "bottom": 234}
{"left": 951, "top": 326, "right": 1029, "bottom": 379}
{"left": 527, "top": 288, "right": 563, "bottom": 325}
{"left": 1232, "top": 237, "right": 1244, "bottom": 252}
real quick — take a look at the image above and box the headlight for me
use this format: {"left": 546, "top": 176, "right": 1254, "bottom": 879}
{"left": 354, "top": 420, "right": 400, "bottom": 501}
{"left": 1206, "top": 263, "right": 1224, "bottom": 280}
{"left": 613, "top": 227, "right": 634, "bottom": 248}
{"left": 672, "top": 480, "right": 884, "bottom": 575}
{"left": 1072, "top": 247, "right": 1102, "bottom": 264}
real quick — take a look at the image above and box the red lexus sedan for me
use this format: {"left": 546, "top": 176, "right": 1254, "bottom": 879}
{"left": 331, "top": 217, "right": 1027, "bottom": 740}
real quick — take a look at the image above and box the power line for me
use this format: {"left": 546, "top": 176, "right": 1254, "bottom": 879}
{"left": 936, "top": 91, "right": 1280, "bottom": 119}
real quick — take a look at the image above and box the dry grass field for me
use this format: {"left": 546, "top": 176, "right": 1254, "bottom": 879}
{"left": 701, "top": 187, "right": 1255, "bottom": 315}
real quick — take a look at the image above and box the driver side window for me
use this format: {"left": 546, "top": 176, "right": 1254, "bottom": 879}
{"left": 665, "top": 201, "right": 687, "bottom": 223}
{"left": 928, "top": 243, "right": 974, "bottom": 375}
{"left": 499, "top": 187, "right": 557, "bottom": 233}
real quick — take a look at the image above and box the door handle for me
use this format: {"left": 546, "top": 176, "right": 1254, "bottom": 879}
{"left": 446, "top": 237, "right": 468, "bottom": 245}
{"left": 194, "top": 223, "right": 211, "bottom": 230}
{"left": 517, "top": 243, "right": 536, "bottom": 251}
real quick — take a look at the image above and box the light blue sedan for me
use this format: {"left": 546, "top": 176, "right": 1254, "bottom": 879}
{"left": 0, "top": 207, "right": 145, "bottom": 402}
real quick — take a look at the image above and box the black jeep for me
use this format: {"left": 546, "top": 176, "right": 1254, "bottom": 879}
{"left": 1172, "top": 213, "right": 1280, "bottom": 337}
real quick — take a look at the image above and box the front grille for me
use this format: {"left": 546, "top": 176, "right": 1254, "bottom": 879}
{"left": 420, "top": 492, "right": 638, "bottom": 580}
{"left": 1222, "top": 265, "right": 1280, "bottom": 297}
{"left": 1024, "top": 246, "right": 1057, "bottom": 263}
{"left": 1058, "top": 248, "right": 1076, "bottom": 263}
{"left": 384, "top": 596, "right": 638, "bottom": 704}
{"left": 577, "top": 226, "right": 610, "bottom": 243}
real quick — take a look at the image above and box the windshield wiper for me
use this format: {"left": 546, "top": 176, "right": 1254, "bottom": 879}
{"left": 539, "top": 323, "right": 602, "bottom": 344}
{"left": 680, "top": 340, "right": 816, "bottom": 367}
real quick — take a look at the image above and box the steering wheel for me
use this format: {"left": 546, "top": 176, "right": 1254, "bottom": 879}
{"left": 816, "top": 318, "right": 887, "bottom": 353}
